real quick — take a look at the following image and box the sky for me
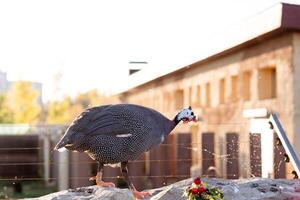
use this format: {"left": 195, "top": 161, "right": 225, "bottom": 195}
{"left": 0, "top": 0, "right": 299, "bottom": 102}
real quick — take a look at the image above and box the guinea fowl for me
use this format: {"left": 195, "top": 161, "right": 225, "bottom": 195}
{"left": 54, "top": 104, "right": 196, "bottom": 199}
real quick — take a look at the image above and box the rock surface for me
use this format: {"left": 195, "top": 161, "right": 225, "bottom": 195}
{"left": 27, "top": 178, "right": 300, "bottom": 200}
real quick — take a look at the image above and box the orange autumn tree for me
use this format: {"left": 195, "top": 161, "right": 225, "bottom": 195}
{"left": 46, "top": 89, "right": 119, "bottom": 125}
{"left": 46, "top": 96, "right": 72, "bottom": 124}
{"left": 0, "top": 94, "right": 14, "bottom": 123}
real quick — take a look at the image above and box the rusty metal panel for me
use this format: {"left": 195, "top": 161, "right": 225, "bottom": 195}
{"left": 128, "top": 153, "right": 146, "bottom": 190}
{"left": 69, "top": 152, "right": 93, "bottom": 188}
{"left": 249, "top": 133, "right": 262, "bottom": 177}
{"left": 149, "top": 139, "right": 167, "bottom": 188}
{"left": 226, "top": 133, "right": 239, "bottom": 179}
{"left": 166, "top": 135, "right": 176, "bottom": 176}
{"left": 176, "top": 133, "right": 191, "bottom": 177}
{"left": 274, "top": 135, "right": 286, "bottom": 178}
{"left": 202, "top": 132, "right": 215, "bottom": 176}
{"left": 0, "top": 135, "right": 39, "bottom": 178}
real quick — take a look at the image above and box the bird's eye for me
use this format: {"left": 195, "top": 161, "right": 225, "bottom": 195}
{"left": 191, "top": 112, "right": 194, "bottom": 115}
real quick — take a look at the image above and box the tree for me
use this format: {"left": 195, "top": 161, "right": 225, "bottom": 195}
{"left": 74, "top": 89, "right": 120, "bottom": 108}
{"left": 46, "top": 96, "right": 72, "bottom": 124}
{"left": 74, "top": 89, "right": 101, "bottom": 108}
{"left": 0, "top": 94, "right": 14, "bottom": 123}
{"left": 46, "top": 89, "right": 120, "bottom": 124}
{"left": 8, "top": 81, "right": 41, "bottom": 124}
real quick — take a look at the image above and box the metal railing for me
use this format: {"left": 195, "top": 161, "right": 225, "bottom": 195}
{"left": 269, "top": 113, "right": 300, "bottom": 178}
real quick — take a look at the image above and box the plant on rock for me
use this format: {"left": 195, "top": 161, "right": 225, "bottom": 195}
{"left": 186, "top": 177, "right": 224, "bottom": 200}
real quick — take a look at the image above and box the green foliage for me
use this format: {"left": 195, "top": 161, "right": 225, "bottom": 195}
{"left": 116, "top": 177, "right": 128, "bottom": 188}
{"left": 204, "top": 188, "right": 224, "bottom": 200}
{"left": 0, "top": 181, "right": 57, "bottom": 199}
{"left": 8, "top": 81, "right": 41, "bottom": 124}
{"left": 187, "top": 187, "right": 224, "bottom": 200}
{"left": 186, "top": 177, "right": 224, "bottom": 200}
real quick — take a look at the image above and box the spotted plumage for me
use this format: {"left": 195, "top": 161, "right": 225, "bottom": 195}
{"left": 54, "top": 103, "right": 196, "bottom": 199}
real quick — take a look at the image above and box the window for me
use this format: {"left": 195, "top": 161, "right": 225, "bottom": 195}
{"left": 189, "top": 86, "right": 193, "bottom": 106}
{"left": 242, "top": 71, "right": 251, "bottom": 101}
{"left": 219, "top": 78, "right": 225, "bottom": 104}
{"left": 258, "top": 67, "right": 277, "bottom": 99}
{"left": 231, "top": 75, "right": 238, "bottom": 102}
{"left": 175, "top": 89, "right": 184, "bottom": 109}
{"left": 205, "top": 83, "right": 211, "bottom": 107}
{"left": 197, "top": 85, "right": 201, "bottom": 106}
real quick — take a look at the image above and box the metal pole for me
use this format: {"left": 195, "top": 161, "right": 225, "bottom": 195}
{"left": 269, "top": 114, "right": 300, "bottom": 177}
{"left": 43, "top": 132, "right": 50, "bottom": 184}
{"left": 56, "top": 128, "right": 69, "bottom": 190}
{"left": 58, "top": 150, "right": 69, "bottom": 190}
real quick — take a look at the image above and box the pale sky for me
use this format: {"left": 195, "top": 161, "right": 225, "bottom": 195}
{"left": 0, "top": 0, "right": 299, "bottom": 102}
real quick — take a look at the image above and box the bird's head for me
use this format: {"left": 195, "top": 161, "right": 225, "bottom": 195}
{"left": 175, "top": 106, "right": 197, "bottom": 124}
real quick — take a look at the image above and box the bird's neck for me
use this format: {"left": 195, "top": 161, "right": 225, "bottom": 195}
{"left": 162, "top": 114, "right": 180, "bottom": 137}
{"left": 173, "top": 113, "right": 181, "bottom": 126}
{"left": 163, "top": 119, "right": 176, "bottom": 137}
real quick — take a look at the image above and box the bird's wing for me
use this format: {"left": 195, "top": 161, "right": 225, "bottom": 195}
{"left": 69, "top": 105, "right": 130, "bottom": 137}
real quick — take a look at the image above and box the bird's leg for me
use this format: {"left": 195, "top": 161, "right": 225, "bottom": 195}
{"left": 89, "top": 162, "right": 115, "bottom": 187}
{"left": 121, "top": 161, "right": 150, "bottom": 199}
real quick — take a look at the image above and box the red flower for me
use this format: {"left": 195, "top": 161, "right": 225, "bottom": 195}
{"left": 194, "top": 177, "right": 201, "bottom": 185}
{"left": 197, "top": 186, "right": 206, "bottom": 193}
{"left": 190, "top": 188, "right": 199, "bottom": 194}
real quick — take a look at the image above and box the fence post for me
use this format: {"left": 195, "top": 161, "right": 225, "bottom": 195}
{"left": 55, "top": 127, "right": 70, "bottom": 190}
{"left": 58, "top": 150, "right": 69, "bottom": 190}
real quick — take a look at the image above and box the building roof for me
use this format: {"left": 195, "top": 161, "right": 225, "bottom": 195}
{"left": 117, "top": 3, "right": 300, "bottom": 94}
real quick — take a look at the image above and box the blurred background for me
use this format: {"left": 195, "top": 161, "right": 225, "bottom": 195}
{"left": 1, "top": 0, "right": 300, "bottom": 198}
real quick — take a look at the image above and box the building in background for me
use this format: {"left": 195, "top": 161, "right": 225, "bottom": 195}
{"left": 118, "top": 3, "right": 300, "bottom": 183}
{"left": 0, "top": 71, "right": 8, "bottom": 94}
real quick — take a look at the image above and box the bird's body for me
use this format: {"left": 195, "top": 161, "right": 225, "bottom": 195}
{"left": 55, "top": 103, "right": 196, "bottom": 199}
{"left": 55, "top": 104, "right": 175, "bottom": 163}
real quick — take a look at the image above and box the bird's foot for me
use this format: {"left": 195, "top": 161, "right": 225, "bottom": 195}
{"left": 132, "top": 190, "right": 150, "bottom": 199}
{"left": 89, "top": 176, "right": 115, "bottom": 187}
{"left": 89, "top": 176, "right": 97, "bottom": 181}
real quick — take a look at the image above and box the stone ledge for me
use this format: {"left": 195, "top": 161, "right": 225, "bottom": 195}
{"left": 26, "top": 178, "right": 300, "bottom": 200}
